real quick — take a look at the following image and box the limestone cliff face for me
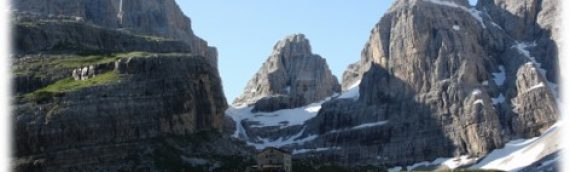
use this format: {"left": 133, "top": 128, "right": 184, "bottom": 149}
{"left": 265, "top": 0, "right": 559, "bottom": 166}
{"left": 12, "top": 0, "right": 254, "bottom": 171}
{"left": 13, "top": 54, "right": 242, "bottom": 171}
{"left": 233, "top": 34, "right": 341, "bottom": 112}
{"left": 477, "top": 0, "right": 560, "bottom": 82}
{"left": 12, "top": 0, "right": 218, "bottom": 67}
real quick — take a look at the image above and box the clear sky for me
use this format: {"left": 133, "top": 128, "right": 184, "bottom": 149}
{"left": 175, "top": 0, "right": 479, "bottom": 102}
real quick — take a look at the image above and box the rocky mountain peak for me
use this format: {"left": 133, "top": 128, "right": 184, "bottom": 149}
{"left": 389, "top": 0, "right": 471, "bottom": 11}
{"left": 233, "top": 34, "right": 340, "bottom": 112}
{"left": 271, "top": 34, "right": 312, "bottom": 57}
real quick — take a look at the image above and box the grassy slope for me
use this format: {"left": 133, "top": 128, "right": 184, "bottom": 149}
{"left": 24, "top": 71, "right": 120, "bottom": 102}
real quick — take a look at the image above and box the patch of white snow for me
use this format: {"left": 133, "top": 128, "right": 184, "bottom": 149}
{"left": 423, "top": 0, "right": 487, "bottom": 28}
{"left": 493, "top": 65, "right": 506, "bottom": 86}
{"left": 248, "top": 127, "right": 318, "bottom": 149}
{"left": 472, "top": 89, "right": 482, "bottom": 96}
{"left": 387, "top": 166, "right": 402, "bottom": 172}
{"left": 471, "top": 121, "right": 563, "bottom": 171}
{"left": 406, "top": 155, "right": 478, "bottom": 170}
{"left": 492, "top": 94, "right": 505, "bottom": 105}
{"left": 339, "top": 80, "right": 361, "bottom": 99}
{"left": 292, "top": 147, "right": 341, "bottom": 155}
{"left": 453, "top": 25, "right": 461, "bottom": 31}
{"left": 473, "top": 99, "right": 484, "bottom": 105}
{"left": 526, "top": 82, "right": 545, "bottom": 93}
{"left": 329, "top": 121, "right": 389, "bottom": 134}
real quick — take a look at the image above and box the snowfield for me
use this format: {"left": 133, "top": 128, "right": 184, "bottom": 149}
{"left": 227, "top": 102, "right": 323, "bottom": 129}
{"left": 471, "top": 121, "right": 563, "bottom": 171}
{"left": 226, "top": 81, "right": 362, "bottom": 149}
{"left": 387, "top": 121, "right": 563, "bottom": 171}
{"left": 338, "top": 80, "right": 360, "bottom": 99}
{"left": 248, "top": 127, "right": 318, "bottom": 149}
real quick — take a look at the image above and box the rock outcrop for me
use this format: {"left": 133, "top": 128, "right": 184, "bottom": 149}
{"left": 340, "top": 62, "right": 363, "bottom": 91}
{"left": 233, "top": 34, "right": 341, "bottom": 112}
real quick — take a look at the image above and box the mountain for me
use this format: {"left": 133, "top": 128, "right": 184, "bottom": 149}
{"left": 11, "top": 0, "right": 561, "bottom": 171}
{"left": 233, "top": 34, "right": 341, "bottom": 112}
{"left": 228, "top": 0, "right": 560, "bottom": 169}
{"left": 11, "top": 0, "right": 254, "bottom": 171}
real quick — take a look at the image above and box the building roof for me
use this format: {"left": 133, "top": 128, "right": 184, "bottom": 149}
{"left": 259, "top": 147, "right": 291, "bottom": 154}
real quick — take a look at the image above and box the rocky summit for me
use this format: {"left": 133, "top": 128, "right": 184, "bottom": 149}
{"left": 233, "top": 34, "right": 341, "bottom": 112}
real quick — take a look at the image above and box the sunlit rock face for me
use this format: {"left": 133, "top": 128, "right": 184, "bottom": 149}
{"left": 239, "top": 0, "right": 560, "bottom": 167}
{"left": 233, "top": 34, "right": 341, "bottom": 112}
{"left": 11, "top": 0, "right": 255, "bottom": 171}
{"left": 12, "top": 0, "right": 219, "bottom": 67}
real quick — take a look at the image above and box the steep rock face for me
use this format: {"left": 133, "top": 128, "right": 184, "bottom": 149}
{"left": 233, "top": 34, "right": 340, "bottom": 112}
{"left": 15, "top": 54, "right": 226, "bottom": 157}
{"left": 13, "top": 52, "right": 251, "bottom": 171}
{"left": 12, "top": 0, "right": 218, "bottom": 67}
{"left": 12, "top": 0, "right": 255, "bottom": 171}
{"left": 13, "top": 16, "right": 192, "bottom": 55}
{"left": 477, "top": 0, "right": 560, "bottom": 81}
{"left": 510, "top": 63, "right": 558, "bottom": 137}
{"left": 271, "top": 0, "right": 559, "bottom": 167}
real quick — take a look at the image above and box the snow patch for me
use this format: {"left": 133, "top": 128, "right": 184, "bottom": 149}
{"left": 292, "top": 147, "right": 341, "bottom": 155}
{"left": 226, "top": 92, "right": 341, "bottom": 149}
{"left": 473, "top": 99, "right": 484, "bottom": 105}
{"left": 248, "top": 127, "right": 318, "bottom": 149}
{"left": 493, "top": 65, "right": 506, "bottom": 86}
{"left": 453, "top": 25, "right": 461, "bottom": 31}
{"left": 424, "top": 0, "right": 487, "bottom": 28}
{"left": 329, "top": 121, "right": 388, "bottom": 134}
{"left": 492, "top": 94, "right": 505, "bottom": 105}
{"left": 387, "top": 167, "right": 402, "bottom": 172}
{"left": 526, "top": 82, "right": 545, "bottom": 93}
{"left": 471, "top": 89, "right": 482, "bottom": 96}
{"left": 405, "top": 155, "right": 478, "bottom": 170}
{"left": 352, "top": 121, "right": 389, "bottom": 130}
{"left": 471, "top": 121, "right": 563, "bottom": 171}
{"left": 512, "top": 42, "right": 536, "bottom": 59}
{"left": 339, "top": 80, "right": 361, "bottom": 99}
{"left": 490, "top": 22, "right": 502, "bottom": 29}
{"left": 442, "top": 156, "right": 479, "bottom": 169}
{"left": 227, "top": 102, "right": 323, "bottom": 129}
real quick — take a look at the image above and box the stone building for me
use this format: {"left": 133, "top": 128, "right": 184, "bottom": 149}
{"left": 255, "top": 147, "right": 292, "bottom": 172}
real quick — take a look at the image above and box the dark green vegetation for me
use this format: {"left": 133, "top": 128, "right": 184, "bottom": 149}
{"left": 292, "top": 159, "right": 388, "bottom": 172}
{"left": 152, "top": 131, "right": 255, "bottom": 172}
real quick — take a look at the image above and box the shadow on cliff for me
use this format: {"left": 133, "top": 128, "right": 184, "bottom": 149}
{"left": 304, "top": 64, "right": 458, "bottom": 167}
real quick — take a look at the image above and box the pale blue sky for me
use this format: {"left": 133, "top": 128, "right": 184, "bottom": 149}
{"left": 176, "top": 0, "right": 478, "bottom": 102}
